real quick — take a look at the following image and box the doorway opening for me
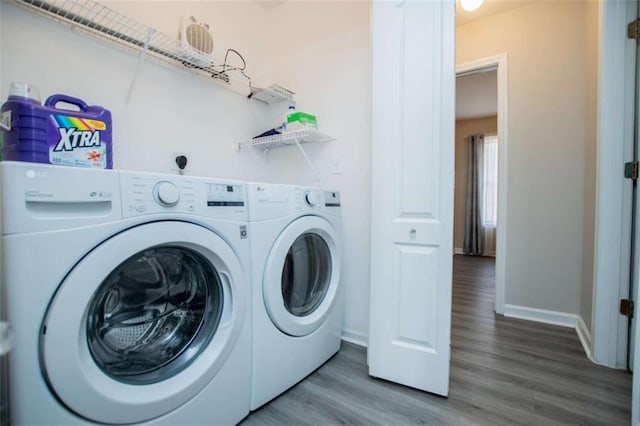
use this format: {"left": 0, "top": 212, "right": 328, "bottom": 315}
{"left": 453, "top": 67, "right": 498, "bottom": 317}
{"left": 455, "top": 54, "right": 508, "bottom": 315}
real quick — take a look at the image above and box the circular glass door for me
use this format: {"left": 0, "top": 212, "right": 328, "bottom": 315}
{"left": 87, "top": 246, "right": 223, "bottom": 385}
{"left": 282, "top": 233, "right": 332, "bottom": 317}
{"left": 41, "top": 221, "right": 246, "bottom": 424}
{"left": 263, "top": 216, "right": 341, "bottom": 337}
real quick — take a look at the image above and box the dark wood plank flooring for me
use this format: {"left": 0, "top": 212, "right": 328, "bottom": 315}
{"left": 242, "top": 255, "right": 632, "bottom": 425}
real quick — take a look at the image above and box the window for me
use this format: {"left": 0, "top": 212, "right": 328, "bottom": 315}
{"left": 482, "top": 135, "right": 498, "bottom": 227}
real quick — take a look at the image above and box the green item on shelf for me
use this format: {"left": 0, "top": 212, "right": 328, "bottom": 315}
{"left": 287, "top": 111, "right": 317, "bottom": 129}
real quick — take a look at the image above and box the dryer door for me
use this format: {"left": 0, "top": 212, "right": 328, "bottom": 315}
{"left": 263, "top": 216, "right": 341, "bottom": 337}
{"left": 41, "top": 221, "right": 246, "bottom": 424}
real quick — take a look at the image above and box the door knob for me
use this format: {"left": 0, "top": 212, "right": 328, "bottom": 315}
{"left": 409, "top": 228, "right": 417, "bottom": 239}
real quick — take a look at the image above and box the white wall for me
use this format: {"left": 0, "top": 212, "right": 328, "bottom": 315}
{"left": 457, "top": 2, "right": 588, "bottom": 315}
{"left": 1, "top": 1, "right": 372, "bottom": 343}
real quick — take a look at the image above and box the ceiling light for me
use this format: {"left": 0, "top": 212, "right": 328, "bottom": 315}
{"left": 461, "top": 0, "right": 484, "bottom": 12}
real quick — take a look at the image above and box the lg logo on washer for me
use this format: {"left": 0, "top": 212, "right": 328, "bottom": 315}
{"left": 89, "top": 191, "right": 111, "bottom": 198}
{"left": 25, "top": 169, "right": 47, "bottom": 179}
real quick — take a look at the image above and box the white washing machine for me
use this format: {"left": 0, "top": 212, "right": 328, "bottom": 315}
{"left": 248, "top": 183, "right": 343, "bottom": 410}
{"left": 1, "top": 161, "right": 251, "bottom": 425}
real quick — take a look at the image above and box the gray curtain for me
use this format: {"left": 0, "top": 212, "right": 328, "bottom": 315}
{"left": 463, "top": 134, "right": 485, "bottom": 255}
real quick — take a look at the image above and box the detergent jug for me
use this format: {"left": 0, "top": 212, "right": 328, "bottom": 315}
{"left": 0, "top": 83, "right": 113, "bottom": 169}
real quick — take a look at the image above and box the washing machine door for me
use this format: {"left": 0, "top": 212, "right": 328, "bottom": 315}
{"left": 41, "top": 221, "right": 246, "bottom": 424}
{"left": 263, "top": 215, "right": 341, "bottom": 337}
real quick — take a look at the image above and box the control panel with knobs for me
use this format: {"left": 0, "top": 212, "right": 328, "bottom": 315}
{"left": 120, "top": 173, "right": 246, "bottom": 219}
{"left": 304, "top": 191, "right": 320, "bottom": 207}
{"left": 153, "top": 181, "right": 181, "bottom": 207}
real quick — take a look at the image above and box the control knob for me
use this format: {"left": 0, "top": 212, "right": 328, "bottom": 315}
{"left": 304, "top": 191, "right": 319, "bottom": 207}
{"left": 153, "top": 181, "right": 180, "bottom": 207}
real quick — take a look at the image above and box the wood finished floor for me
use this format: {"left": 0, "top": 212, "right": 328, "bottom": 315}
{"left": 242, "top": 255, "right": 632, "bottom": 425}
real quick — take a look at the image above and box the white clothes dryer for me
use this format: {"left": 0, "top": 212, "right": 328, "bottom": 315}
{"left": 248, "top": 183, "right": 343, "bottom": 410}
{"left": 1, "top": 161, "right": 251, "bottom": 425}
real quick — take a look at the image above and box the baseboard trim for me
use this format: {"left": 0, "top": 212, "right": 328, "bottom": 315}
{"left": 503, "top": 304, "right": 597, "bottom": 363}
{"left": 341, "top": 329, "right": 368, "bottom": 347}
{"left": 504, "top": 304, "right": 577, "bottom": 328}
{"left": 576, "top": 316, "right": 594, "bottom": 362}
{"left": 343, "top": 309, "right": 596, "bottom": 362}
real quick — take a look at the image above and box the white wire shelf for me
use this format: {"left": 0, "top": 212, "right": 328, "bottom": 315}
{"left": 237, "top": 129, "right": 334, "bottom": 151}
{"left": 237, "top": 128, "right": 334, "bottom": 182}
{"left": 250, "top": 84, "right": 295, "bottom": 105}
{"left": 10, "top": 0, "right": 295, "bottom": 104}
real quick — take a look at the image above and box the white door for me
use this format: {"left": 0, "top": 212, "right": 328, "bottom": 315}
{"left": 368, "top": 0, "right": 455, "bottom": 396}
{"left": 41, "top": 221, "right": 246, "bottom": 424}
{"left": 263, "top": 215, "right": 341, "bottom": 337}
